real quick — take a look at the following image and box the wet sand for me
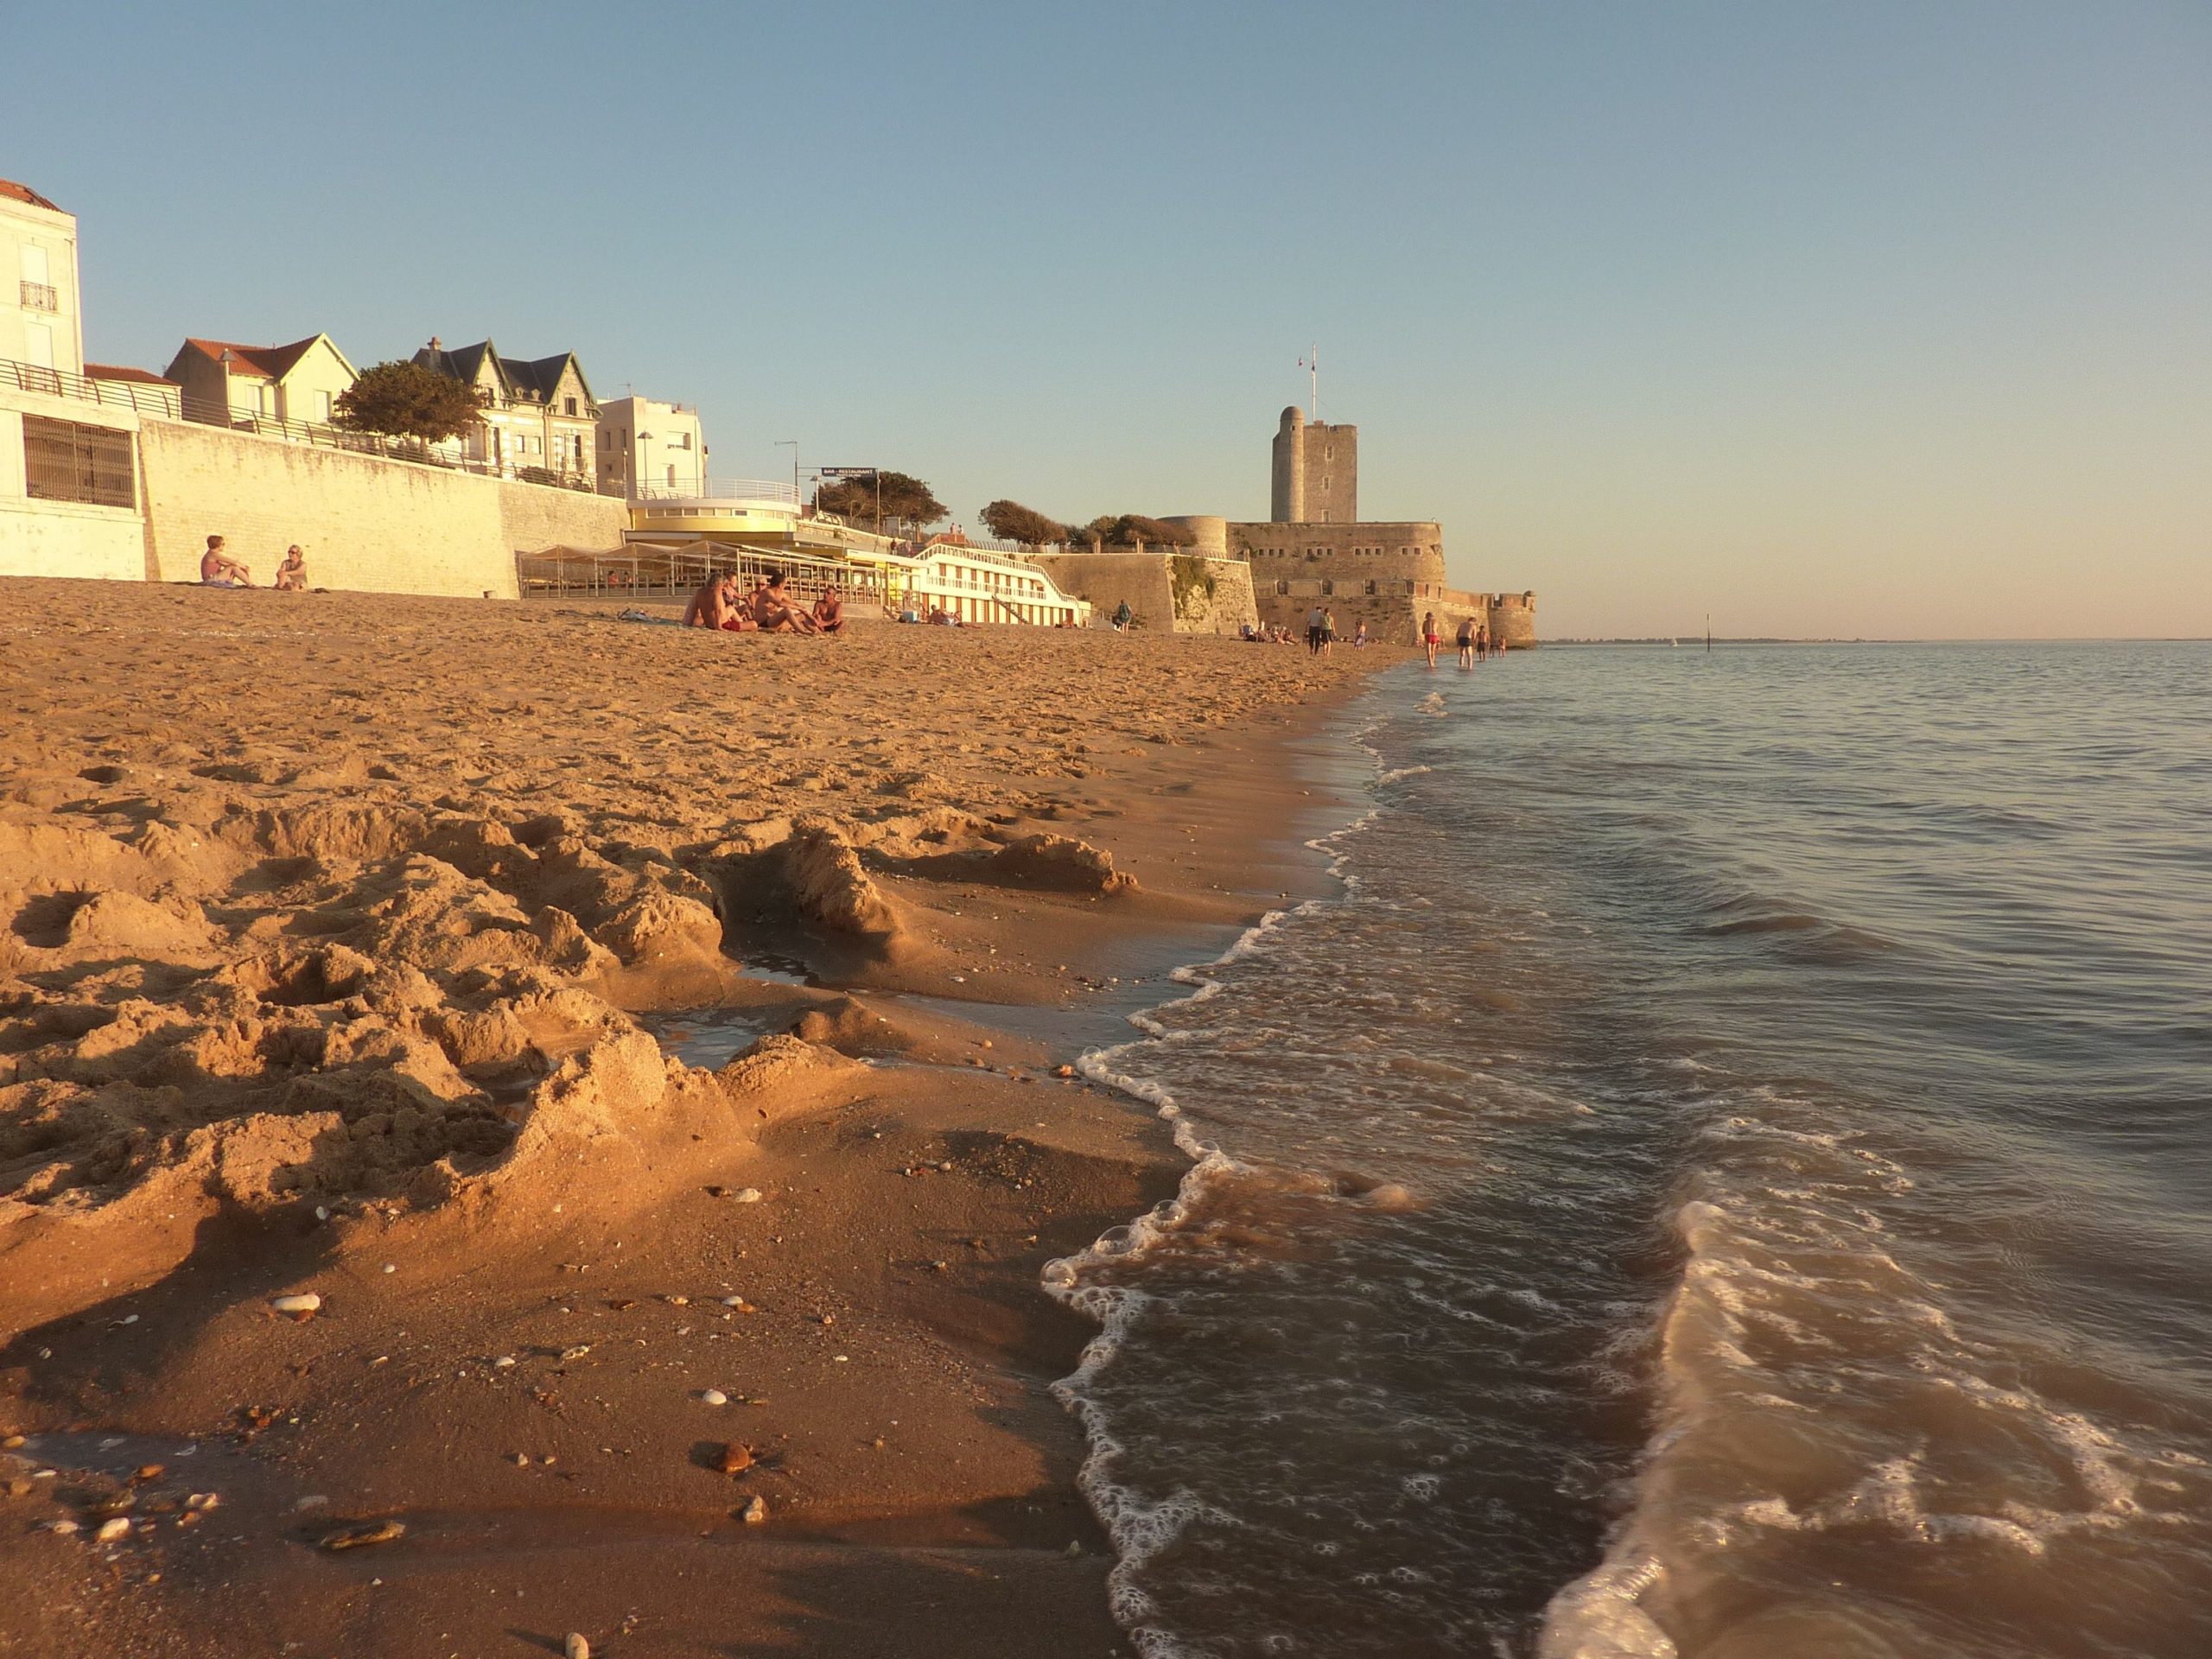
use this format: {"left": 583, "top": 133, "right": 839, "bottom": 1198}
{"left": 0, "top": 578, "right": 1381, "bottom": 1657}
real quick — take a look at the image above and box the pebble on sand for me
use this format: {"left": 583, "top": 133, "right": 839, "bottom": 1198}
{"left": 741, "top": 1496, "right": 769, "bottom": 1525}
{"left": 700, "top": 1389, "right": 729, "bottom": 1407}
{"left": 269, "top": 1294, "right": 321, "bottom": 1319}
{"left": 565, "top": 1637, "right": 590, "bottom": 1659}
{"left": 94, "top": 1516, "right": 130, "bottom": 1543}
{"left": 733, "top": 1188, "right": 764, "bottom": 1204}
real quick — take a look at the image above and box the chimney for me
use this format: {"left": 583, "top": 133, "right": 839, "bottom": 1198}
{"left": 428, "top": 335, "right": 442, "bottom": 353}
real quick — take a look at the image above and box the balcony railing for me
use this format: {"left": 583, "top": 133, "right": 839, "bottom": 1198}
{"left": 20, "top": 280, "right": 58, "bottom": 312}
{"left": 632, "top": 476, "right": 801, "bottom": 506}
{"left": 0, "top": 356, "right": 623, "bottom": 494}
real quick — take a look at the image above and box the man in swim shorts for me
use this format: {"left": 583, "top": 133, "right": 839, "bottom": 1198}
{"left": 750, "top": 570, "right": 819, "bottom": 633}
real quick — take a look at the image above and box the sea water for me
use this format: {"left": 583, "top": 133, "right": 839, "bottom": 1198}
{"left": 1050, "top": 643, "right": 2212, "bottom": 1658}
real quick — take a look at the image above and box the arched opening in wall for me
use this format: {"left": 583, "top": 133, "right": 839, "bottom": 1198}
{"left": 1364, "top": 580, "right": 1377, "bottom": 595}
{"left": 1275, "top": 580, "right": 1289, "bottom": 595}
{"left": 1320, "top": 580, "right": 1334, "bottom": 595}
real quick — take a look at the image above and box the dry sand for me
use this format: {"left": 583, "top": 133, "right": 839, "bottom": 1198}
{"left": 0, "top": 578, "right": 1384, "bottom": 1656}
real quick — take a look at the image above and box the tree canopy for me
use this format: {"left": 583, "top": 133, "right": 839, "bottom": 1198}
{"left": 1099, "top": 513, "right": 1195, "bottom": 548}
{"left": 979, "top": 499, "right": 1068, "bottom": 548}
{"left": 815, "top": 470, "right": 946, "bottom": 535}
{"left": 333, "top": 360, "right": 486, "bottom": 443}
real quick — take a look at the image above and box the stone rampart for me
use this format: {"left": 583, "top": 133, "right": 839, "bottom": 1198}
{"left": 136, "top": 418, "right": 624, "bottom": 599}
{"left": 1027, "top": 550, "right": 1257, "bottom": 635}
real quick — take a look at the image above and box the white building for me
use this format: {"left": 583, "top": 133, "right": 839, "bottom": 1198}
{"left": 851, "top": 537, "right": 1090, "bottom": 626}
{"left": 1, "top": 176, "right": 143, "bottom": 581}
{"left": 598, "top": 395, "right": 705, "bottom": 497}
{"left": 2, "top": 179, "right": 82, "bottom": 381}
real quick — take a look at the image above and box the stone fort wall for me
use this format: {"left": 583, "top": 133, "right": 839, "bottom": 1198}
{"left": 1028, "top": 548, "right": 1257, "bottom": 635}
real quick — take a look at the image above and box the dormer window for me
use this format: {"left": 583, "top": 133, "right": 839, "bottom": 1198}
{"left": 563, "top": 397, "right": 577, "bottom": 416}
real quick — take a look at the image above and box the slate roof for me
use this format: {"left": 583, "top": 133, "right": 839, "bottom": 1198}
{"left": 412, "top": 340, "right": 595, "bottom": 410}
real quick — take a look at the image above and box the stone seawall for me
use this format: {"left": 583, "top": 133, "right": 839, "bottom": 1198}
{"left": 137, "top": 419, "right": 626, "bottom": 600}
{"left": 1028, "top": 551, "right": 1258, "bottom": 635}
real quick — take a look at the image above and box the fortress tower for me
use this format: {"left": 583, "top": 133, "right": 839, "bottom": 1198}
{"left": 1234, "top": 405, "right": 1534, "bottom": 646}
{"left": 1269, "top": 405, "right": 1357, "bottom": 524}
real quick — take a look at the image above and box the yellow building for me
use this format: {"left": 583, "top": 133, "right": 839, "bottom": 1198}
{"left": 164, "top": 333, "right": 359, "bottom": 430}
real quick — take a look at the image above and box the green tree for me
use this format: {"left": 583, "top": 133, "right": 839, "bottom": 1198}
{"left": 1102, "top": 514, "right": 1195, "bottom": 548}
{"left": 979, "top": 499, "right": 1068, "bottom": 548}
{"left": 814, "top": 470, "right": 947, "bottom": 536}
{"left": 333, "top": 360, "right": 487, "bottom": 443}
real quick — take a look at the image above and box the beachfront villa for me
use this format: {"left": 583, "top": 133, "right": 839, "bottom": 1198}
{"left": 412, "top": 337, "right": 603, "bottom": 487}
{"left": 163, "top": 333, "right": 359, "bottom": 432}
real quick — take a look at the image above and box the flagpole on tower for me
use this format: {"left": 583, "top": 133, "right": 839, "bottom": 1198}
{"left": 1309, "top": 346, "right": 1319, "bottom": 420}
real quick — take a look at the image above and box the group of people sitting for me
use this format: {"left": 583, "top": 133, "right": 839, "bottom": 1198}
{"left": 1240, "top": 617, "right": 1371, "bottom": 650}
{"left": 200, "top": 535, "right": 308, "bottom": 591}
{"left": 683, "top": 569, "right": 843, "bottom": 635}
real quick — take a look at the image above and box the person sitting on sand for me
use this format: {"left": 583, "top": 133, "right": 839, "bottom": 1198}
{"left": 273, "top": 545, "right": 307, "bottom": 591}
{"left": 812, "top": 590, "right": 845, "bottom": 634}
{"left": 200, "top": 535, "right": 252, "bottom": 587}
{"left": 683, "top": 573, "right": 743, "bottom": 630}
{"left": 750, "top": 570, "right": 819, "bottom": 634}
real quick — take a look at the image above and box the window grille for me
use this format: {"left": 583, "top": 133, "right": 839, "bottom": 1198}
{"left": 23, "top": 416, "right": 136, "bottom": 509}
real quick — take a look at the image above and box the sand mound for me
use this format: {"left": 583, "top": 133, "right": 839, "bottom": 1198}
{"left": 988, "top": 833, "right": 1137, "bottom": 894}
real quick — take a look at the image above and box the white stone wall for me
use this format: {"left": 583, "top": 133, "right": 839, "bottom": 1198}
{"left": 136, "top": 418, "right": 623, "bottom": 599}
{"left": 0, "top": 393, "right": 148, "bottom": 582}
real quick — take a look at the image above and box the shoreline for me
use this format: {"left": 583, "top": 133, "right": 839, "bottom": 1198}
{"left": 0, "top": 577, "right": 1382, "bottom": 1656}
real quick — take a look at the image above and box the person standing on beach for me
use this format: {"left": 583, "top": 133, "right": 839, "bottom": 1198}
{"left": 1456, "top": 614, "right": 1476, "bottom": 668}
{"left": 1306, "top": 603, "right": 1326, "bottom": 656}
{"left": 1321, "top": 607, "right": 1337, "bottom": 657}
{"left": 1113, "top": 600, "right": 1133, "bottom": 632}
{"left": 1422, "top": 611, "right": 1440, "bottom": 668}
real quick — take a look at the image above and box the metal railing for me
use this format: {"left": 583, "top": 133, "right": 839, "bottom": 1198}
{"left": 19, "top": 280, "right": 58, "bottom": 312}
{"left": 632, "top": 476, "right": 801, "bottom": 505}
{"left": 517, "top": 541, "right": 880, "bottom": 605}
{"left": 0, "top": 357, "right": 623, "bottom": 494}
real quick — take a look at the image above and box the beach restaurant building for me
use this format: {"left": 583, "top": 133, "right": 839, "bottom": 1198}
{"left": 854, "top": 537, "right": 1089, "bottom": 626}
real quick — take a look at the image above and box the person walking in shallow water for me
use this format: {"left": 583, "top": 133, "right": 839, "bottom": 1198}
{"left": 1456, "top": 614, "right": 1476, "bottom": 669}
{"left": 1422, "top": 611, "right": 1440, "bottom": 668}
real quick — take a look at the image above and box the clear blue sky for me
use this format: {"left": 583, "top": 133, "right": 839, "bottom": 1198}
{"left": 10, "top": 2, "right": 2207, "bottom": 637}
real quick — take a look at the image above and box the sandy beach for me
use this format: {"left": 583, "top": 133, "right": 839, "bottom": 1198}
{"left": 0, "top": 578, "right": 1382, "bottom": 1657}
